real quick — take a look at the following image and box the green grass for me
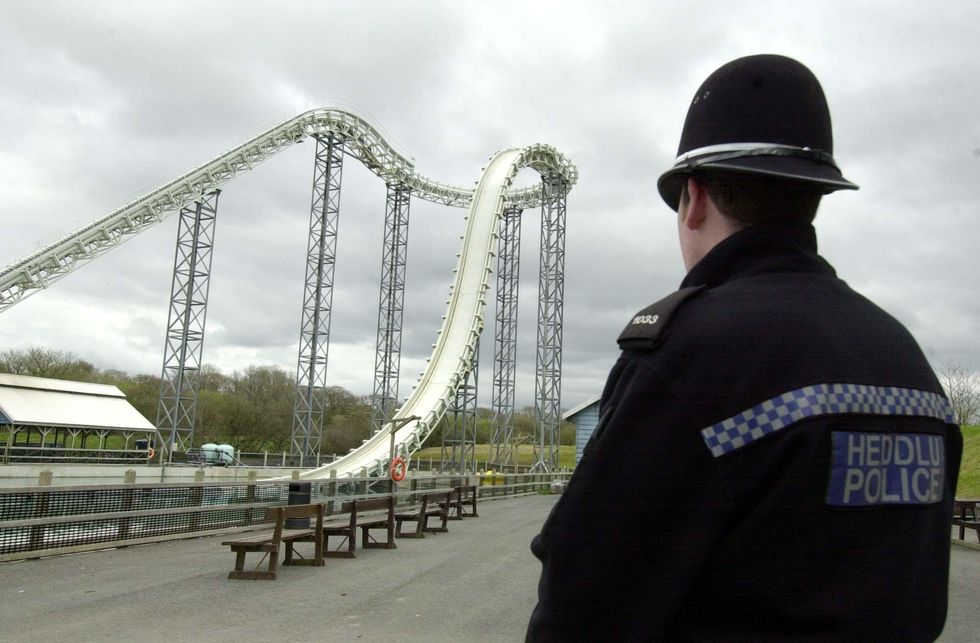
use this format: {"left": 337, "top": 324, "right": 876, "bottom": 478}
{"left": 956, "top": 425, "right": 980, "bottom": 497}
{"left": 413, "top": 444, "right": 576, "bottom": 470}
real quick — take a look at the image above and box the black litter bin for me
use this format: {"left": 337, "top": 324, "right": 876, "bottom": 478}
{"left": 286, "top": 481, "right": 312, "bottom": 529}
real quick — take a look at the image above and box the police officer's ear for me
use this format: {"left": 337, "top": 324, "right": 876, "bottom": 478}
{"left": 680, "top": 177, "right": 709, "bottom": 230}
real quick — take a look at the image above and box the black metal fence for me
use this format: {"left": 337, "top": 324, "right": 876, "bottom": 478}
{"left": 0, "top": 472, "right": 569, "bottom": 562}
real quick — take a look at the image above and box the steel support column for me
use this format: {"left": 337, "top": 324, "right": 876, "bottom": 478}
{"left": 290, "top": 134, "right": 344, "bottom": 462}
{"left": 442, "top": 340, "right": 479, "bottom": 473}
{"left": 531, "top": 175, "right": 568, "bottom": 472}
{"left": 488, "top": 205, "right": 522, "bottom": 470}
{"left": 371, "top": 182, "right": 411, "bottom": 434}
{"left": 156, "top": 190, "right": 221, "bottom": 459}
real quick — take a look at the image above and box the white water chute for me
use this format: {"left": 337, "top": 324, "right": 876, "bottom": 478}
{"left": 298, "top": 145, "right": 574, "bottom": 479}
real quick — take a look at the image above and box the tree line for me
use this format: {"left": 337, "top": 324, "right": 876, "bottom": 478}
{"left": 0, "top": 346, "right": 574, "bottom": 453}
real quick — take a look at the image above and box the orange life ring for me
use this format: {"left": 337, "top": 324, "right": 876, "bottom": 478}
{"left": 147, "top": 447, "right": 155, "bottom": 460}
{"left": 390, "top": 456, "right": 407, "bottom": 482}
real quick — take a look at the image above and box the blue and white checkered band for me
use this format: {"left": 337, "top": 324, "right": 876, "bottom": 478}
{"left": 701, "top": 384, "right": 955, "bottom": 458}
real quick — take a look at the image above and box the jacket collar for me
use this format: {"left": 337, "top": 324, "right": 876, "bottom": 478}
{"left": 680, "top": 222, "right": 835, "bottom": 289}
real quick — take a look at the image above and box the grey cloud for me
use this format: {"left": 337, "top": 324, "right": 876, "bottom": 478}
{"left": 2, "top": 0, "right": 979, "bottom": 411}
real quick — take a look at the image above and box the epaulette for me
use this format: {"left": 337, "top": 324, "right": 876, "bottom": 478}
{"left": 617, "top": 286, "right": 704, "bottom": 350}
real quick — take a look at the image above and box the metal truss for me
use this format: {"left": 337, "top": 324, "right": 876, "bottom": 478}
{"left": 488, "top": 206, "right": 523, "bottom": 470}
{"left": 531, "top": 175, "right": 569, "bottom": 472}
{"left": 290, "top": 135, "right": 344, "bottom": 462}
{"left": 371, "top": 183, "right": 411, "bottom": 434}
{"left": 1, "top": 104, "right": 578, "bottom": 313}
{"left": 441, "top": 339, "right": 479, "bottom": 473}
{"left": 0, "top": 105, "right": 580, "bottom": 478}
{"left": 155, "top": 190, "right": 220, "bottom": 458}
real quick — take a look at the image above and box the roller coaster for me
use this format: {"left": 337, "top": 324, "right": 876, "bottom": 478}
{"left": 0, "top": 107, "right": 577, "bottom": 478}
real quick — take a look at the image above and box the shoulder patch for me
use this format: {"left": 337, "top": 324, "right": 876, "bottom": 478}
{"left": 617, "top": 286, "right": 704, "bottom": 350}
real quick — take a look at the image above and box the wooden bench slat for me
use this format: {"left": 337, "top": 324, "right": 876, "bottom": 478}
{"left": 225, "top": 503, "right": 324, "bottom": 579}
{"left": 395, "top": 491, "right": 451, "bottom": 538}
{"left": 449, "top": 485, "right": 479, "bottom": 520}
{"left": 321, "top": 495, "right": 397, "bottom": 557}
{"left": 953, "top": 500, "right": 980, "bottom": 543}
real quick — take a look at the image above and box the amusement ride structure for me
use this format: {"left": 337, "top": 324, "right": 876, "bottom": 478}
{"left": 0, "top": 107, "right": 577, "bottom": 477}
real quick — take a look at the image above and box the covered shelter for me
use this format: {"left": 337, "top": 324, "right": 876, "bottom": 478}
{"left": 0, "top": 373, "right": 159, "bottom": 464}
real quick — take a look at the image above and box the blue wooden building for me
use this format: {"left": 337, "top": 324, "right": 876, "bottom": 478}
{"left": 562, "top": 395, "right": 601, "bottom": 466}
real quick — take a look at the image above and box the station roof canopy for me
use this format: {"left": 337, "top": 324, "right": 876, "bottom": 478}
{"left": 0, "top": 373, "right": 156, "bottom": 432}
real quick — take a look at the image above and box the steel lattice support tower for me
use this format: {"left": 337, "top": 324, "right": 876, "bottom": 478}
{"left": 290, "top": 134, "right": 344, "bottom": 462}
{"left": 156, "top": 190, "right": 221, "bottom": 459}
{"left": 371, "top": 182, "right": 411, "bottom": 435}
{"left": 441, "top": 339, "right": 479, "bottom": 473}
{"left": 488, "top": 205, "right": 523, "bottom": 469}
{"left": 531, "top": 175, "right": 568, "bottom": 472}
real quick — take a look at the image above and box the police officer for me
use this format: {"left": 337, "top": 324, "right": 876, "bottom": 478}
{"left": 526, "top": 54, "right": 963, "bottom": 642}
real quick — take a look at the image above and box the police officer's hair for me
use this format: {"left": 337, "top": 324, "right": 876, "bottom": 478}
{"left": 690, "top": 172, "right": 823, "bottom": 226}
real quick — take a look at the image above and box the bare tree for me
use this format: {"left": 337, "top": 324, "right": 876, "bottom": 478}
{"left": 938, "top": 360, "right": 980, "bottom": 426}
{"left": 0, "top": 346, "right": 96, "bottom": 381}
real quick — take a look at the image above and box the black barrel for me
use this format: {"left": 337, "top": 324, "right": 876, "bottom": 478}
{"left": 285, "top": 481, "right": 311, "bottom": 529}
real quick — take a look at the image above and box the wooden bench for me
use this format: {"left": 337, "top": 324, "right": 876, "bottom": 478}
{"left": 395, "top": 490, "right": 451, "bottom": 538}
{"left": 321, "top": 495, "right": 397, "bottom": 558}
{"left": 953, "top": 499, "right": 980, "bottom": 543}
{"left": 448, "top": 485, "right": 479, "bottom": 520}
{"left": 222, "top": 503, "right": 324, "bottom": 580}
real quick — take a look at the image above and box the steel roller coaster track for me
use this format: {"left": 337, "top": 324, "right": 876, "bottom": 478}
{"left": 0, "top": 107, "right": 577, "bottom": 478}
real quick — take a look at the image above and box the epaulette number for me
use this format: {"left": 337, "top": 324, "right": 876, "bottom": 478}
{"left": 617, "top": 285, "right": 704, "bottom": 348}
{"left": 632, "top": 314, "right": 660, "bottom": 325}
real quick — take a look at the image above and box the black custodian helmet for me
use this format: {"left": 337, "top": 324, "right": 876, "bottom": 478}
{"left": 657, "top": 54, "right": 858, "bottom": 211}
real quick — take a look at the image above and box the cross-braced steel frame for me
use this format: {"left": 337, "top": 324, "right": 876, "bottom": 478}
{"left": 156, "top": 190, "right": 220, "bottom": 459}
{"left": 488, "top": 206, "right": 523, "bottom": 470}
{"left": 442, "top": 339, "right": 479, "bottom": 473}
{"left": 371, "top": 182, "right": 411, "bottom": 434}
{"left": 531, "top": 175, "right": 568, "bottom": 472}
{"left": 290, "top": 134, "right": 344, "bottom": 462}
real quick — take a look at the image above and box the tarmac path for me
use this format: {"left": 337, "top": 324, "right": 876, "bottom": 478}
{"left": 1, "top": 493, "right": 977, "bottom": 642}
{"left": 0, "top": 493, "right": 554, "bottom": 643}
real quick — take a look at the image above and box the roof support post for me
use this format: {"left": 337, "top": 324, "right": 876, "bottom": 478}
{"left": 371, "top": 182, "right": 411, "bottom": 435}
{"left": 290, "top": 134, "right": 344, "bottom": 463}
{"left": 531, "top": 175, "right": 568, "bottom": 473}
{"left": 3, "top": 425, "right": 15, "bottom": 464}
{"left": 155, "top": 189, "right": 221, "bottom": 460}
{"left": 489, "top": 205, "right": 523, "bottom": 470}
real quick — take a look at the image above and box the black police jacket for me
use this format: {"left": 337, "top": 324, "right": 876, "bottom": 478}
{"left": 527, "top": 223, "right": 962, "bottom": 642}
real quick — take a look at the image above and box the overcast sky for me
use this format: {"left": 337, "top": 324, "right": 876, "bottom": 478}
{"left": 1, "top": 0, "right": 978, "bottom": 411}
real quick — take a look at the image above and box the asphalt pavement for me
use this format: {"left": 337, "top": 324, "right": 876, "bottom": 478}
{"left": 1, "top": 493, "right": 978, "bottom": 642}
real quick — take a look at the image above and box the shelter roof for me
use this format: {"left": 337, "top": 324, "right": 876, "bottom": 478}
{"left": 0, "top": 373, "right": 156, "bottom": 431}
